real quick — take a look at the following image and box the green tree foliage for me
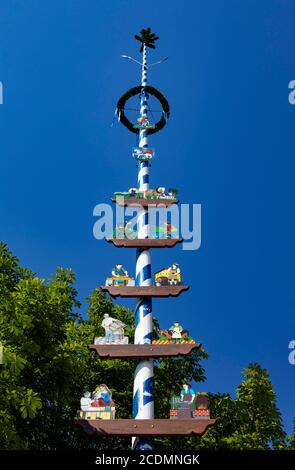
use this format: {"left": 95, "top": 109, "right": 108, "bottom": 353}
{"left": 286, "top": 421, "right": 295, "bottom": 449}
{"left": 181, "top": 364, "right": 287, "bottom": 450}
{"left": 0, "top": 243, "right": 290, "bottom": 449}
{"left": 0, "top": 243, "right": 206, "bottom": 449}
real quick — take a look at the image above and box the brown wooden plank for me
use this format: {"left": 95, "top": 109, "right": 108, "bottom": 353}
{"left": 89, "top": 343, "right": 201, "bottom": 359}
{"left": 106, "top": 238, "right": 183, "bottom": 248}
{"left": 76, "top": 419, "right": 216, "bottom": 437}
{"left": 112, "top": 198, "right": 179, "bottom": 207}
{"left": 101, "top": 285, "right": 190, "bottom": 298}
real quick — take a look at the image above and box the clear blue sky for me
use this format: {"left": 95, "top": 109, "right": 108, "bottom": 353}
{"left": 0, "top": 0, "right": 294, "bottom": 434}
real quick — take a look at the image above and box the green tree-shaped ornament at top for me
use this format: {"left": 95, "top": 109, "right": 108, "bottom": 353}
{"left": 134, "top": 28, "right": 159, "bottom": 52}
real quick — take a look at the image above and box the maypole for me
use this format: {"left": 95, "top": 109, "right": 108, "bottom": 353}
{"left": 133, "top": 35, "right": 154, "bottom": 450}
{"left": 76, "top": 28, "right": 216, "bottom": 451}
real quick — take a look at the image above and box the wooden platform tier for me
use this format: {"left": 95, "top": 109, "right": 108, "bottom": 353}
{"left": 89, "top": 342, "right": 201, "bottom": 359}
{"left": 76, "top": 418, "right": 216, "bottom": 437}
{"left": 106, "top": 238, "right": 183, "bottom": 248}
{"left": 101, "top": 285, "right": 190, "bottom": 298}
{"left": 112, "top": 197, "right": 179, "bottom": 207}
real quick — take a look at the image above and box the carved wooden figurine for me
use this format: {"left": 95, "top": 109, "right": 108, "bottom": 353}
{"left": 152, "top": 223, "right": 178, "bottom": 239}
{"left": 94, "top": 314, "right": 129, "bottom": 345}
{"left": 170, "top": 387, "right": 210, "bottom": 420}
{"left": 155, "top": 263, "right": 181, "bottom": 286}
{"left": 193, "top": 394, "right": 211, "bottom": 419}
{"left": 133, "top": 116, "right": 155, "bottom": 129}
{"left": 113, "top": 222, "right": 137, "bottom": 240}
{"left": 132, "top": 147, "right": 155, "bottom": 161}
{"left": 79, "top": 385, "right": 115, "bottom": 420}
{"left": 113, "top": 187, "right": 178, "bottom": 202}
{"left": 152, "top": 321, "right": 196, "bottom": 344}
{"left": 105, "top": 264, "right": 135, "bottom": 286}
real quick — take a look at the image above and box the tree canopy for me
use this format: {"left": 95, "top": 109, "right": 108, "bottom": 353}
{"left": 0, "top": 242, "right": 293, "bottom": 450}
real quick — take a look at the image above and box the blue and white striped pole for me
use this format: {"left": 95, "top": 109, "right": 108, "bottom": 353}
{"left": 132, "top": 43, "right": 154, "bottom": 451}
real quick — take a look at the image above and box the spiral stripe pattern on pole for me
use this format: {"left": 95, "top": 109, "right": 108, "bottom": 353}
{"left": 132, "top": 43, "right": 154, "bottom": 451}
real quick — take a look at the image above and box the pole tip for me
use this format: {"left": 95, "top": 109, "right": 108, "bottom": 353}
{"left": 134, "top": 28, "right": 159, "bottom": 52}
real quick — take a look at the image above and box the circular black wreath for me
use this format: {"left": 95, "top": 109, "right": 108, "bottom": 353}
{"left": 116, "top": 85, "right": 170, "bottom": 135}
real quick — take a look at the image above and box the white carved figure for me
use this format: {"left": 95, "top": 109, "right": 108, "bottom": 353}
{"left": 94, "top": 313, "right": 128, "bottom": 344}
{"left": 80, "top": 391, "right": 93, "bottom": 411}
